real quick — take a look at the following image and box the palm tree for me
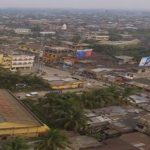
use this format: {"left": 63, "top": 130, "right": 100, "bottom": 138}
{"left": 36, "top": 129, "right": 71, "bottom": 150}
{"left": 39, "top": 93, "right": 87, "bottom": 131}
{"left": 121, "top": 87, "right": 138, "bottom": 104}
{"left": 55, "top": 107, "right": 87, "bottom": 131}
{"left": 81, "top": 87, "right": 117, "bottom": 109}
{"left": 3, "top": 137, "right": 29, "bottom": 150}
{"left": 50, "top": 97, "right": 87, "bottom": 131}
{"left": 80, "top": 91, "right": 95, "bottom": 108}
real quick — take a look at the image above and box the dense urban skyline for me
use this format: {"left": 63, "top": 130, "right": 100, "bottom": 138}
{"left": 0, "top": 0, "right": 150, "bottom": 10}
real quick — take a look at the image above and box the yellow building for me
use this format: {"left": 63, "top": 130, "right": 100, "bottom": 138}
{"left": 0, "top": 54, "right": 11, "bottom": 69}
{"left": 0, "top": 54, "right": 3, "bottom": 64}
{"left": 0, "top": 89, "right": 49, "bottom": 139}
{"left": 50, "top": 79, "right": 84, "bottom": 90}
{"left": 2, "top": 55, "right": 12, "bottom": 69}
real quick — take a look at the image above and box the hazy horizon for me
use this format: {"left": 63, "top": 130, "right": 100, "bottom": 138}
{"left": 0, "top": 0, "right": 150, "bottom": 10}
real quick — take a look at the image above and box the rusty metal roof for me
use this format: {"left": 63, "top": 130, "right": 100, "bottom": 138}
{"left": 0, "top": 89, "right": 41, "bottom": 126}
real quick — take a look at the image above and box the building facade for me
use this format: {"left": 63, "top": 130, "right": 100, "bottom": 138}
{"left": 14, "top": 28, "right": 31, "bottom": 34}
{"left": 11, "top": 55, "right": 35, "bottom": 71}
{"left": 0, "top": 54, "right": 11, "bottom": 69}
{"left": 0, "top": 54, "right": 35, "bottom": 71}
{"left": 86, "top": 34, "right": 110, "bottom": 41}
{"left": 43, "top": 47, "right": 72, "bottom": 63}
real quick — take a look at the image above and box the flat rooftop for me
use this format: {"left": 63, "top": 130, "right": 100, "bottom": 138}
{"left": 140, "top": 114, "right": 150, "bottom": 122}
{"left": 134, "top": 78, "right": 150, "bottom": 86}
{"left": 91, "top": 68, "right": 113, "bottom": 73}
{"left": 120, "top": 132, "right": 150, "bottom": 150}
{"left": 45, "top": 46, "right": 71, "bottom": 51}
{"left": 49, "top": 78, "right": 82, "bottom": 86}
{"left": 0, "top": 89, "right": 41, "bottom": 126}
{"left": 115, "top": 55, "right": 134, "bottom": 60}
{"left": 82, "top": 138, "right": 138, "bottom": 150}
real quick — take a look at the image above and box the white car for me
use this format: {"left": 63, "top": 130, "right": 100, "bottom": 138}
{"left": 26, "top": 94, "right": 32, "bottom": 97}
{"left": 30, "top": 92, "right": 38, "bottom": 96}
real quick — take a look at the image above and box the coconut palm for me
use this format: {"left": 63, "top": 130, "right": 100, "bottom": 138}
{"left": 80, "top": 91, "right": 95, "bottom": 108}
{"left": 55, "top": 107, "right": 87, "bottom": 131}
{"left": 36, "top": 129, "right": 71, "bottom": 150}
{"left": 39, "top": 93, "right": 87, "bottom": 131}
{"left": 50, "top": 97, "right": 87, "bottom": 131}
{"left": 121, "top": 87, "right": 138, "bottom": 104}
{"left": 3, "top": 137, "right": 29, "bottom": 150}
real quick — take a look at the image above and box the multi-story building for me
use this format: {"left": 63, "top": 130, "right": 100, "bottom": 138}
{"left": 0, "top": 54, "right": 11, "bottom": 69}
{"left": 14, "top": 28, "right": 31, "bottom": 34}
{"left": 2, "top": 55, "right": 12, "bottom": 69}
{"left": 0, "top": 54, "right": 35, "bottom": 71}
{"left": 11, "top": 55, "right": 35, "bottom": 71}
{"left": 43, "top": 46, "right": 72, "bottom": 63}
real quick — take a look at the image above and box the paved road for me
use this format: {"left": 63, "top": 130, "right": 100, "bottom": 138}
{"left": 33, "top": 64, "right": 110, "bottom": 91}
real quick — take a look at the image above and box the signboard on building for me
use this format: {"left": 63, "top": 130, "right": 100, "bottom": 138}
{"left": 85, "top": 49, "right": 93, "bottom": 57}
{"left": 76, "top": 49, "right": 93, "bottom": 59}
{"left": 139, "top": 57, "right": 150, "bottom": 67}
{"left": 64, "top": 60, "right": 74, "bottom": 66}
{"left": 76, "top": 50, "right": 85, "bottom": 59}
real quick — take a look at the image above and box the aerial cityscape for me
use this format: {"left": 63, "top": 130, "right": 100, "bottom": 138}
{"left": 0, "top": 0, "right": 150, "bottom": 150}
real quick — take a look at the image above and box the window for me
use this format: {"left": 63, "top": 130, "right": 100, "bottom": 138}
{"left": 137, "top": 124, "right": 144, "bottom": 129}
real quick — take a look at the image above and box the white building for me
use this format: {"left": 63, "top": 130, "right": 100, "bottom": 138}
{"left": 11, "top": 55, "right": 35, "bottom": 71}
{"left": 40, "top": 31, "right": 56, "bottom": 36}
{"left": 61, "top": 24, "right": 67, "bottom": 30}
{"left": 14, "top": 28, "right": 31, "bottom": 34}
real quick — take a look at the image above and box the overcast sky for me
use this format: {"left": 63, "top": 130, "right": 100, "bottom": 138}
{"left": 0, "top": 0, "right": 150, "bottom": 10}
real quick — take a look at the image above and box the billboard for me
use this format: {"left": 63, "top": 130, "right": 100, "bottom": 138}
{"left": 139, "top": 57, "right": 150, "bottom": 67}
{"left": 85, "top": 49, "right": 93, "bottom": 57}
{"left": 64, "top": 60, "right": 74, "bottom": 66}
{"left": 76, "top": 50, "right": 85, "bottom": 59}
{"left": 76, "top": 49, "right": 93, "bottom": 59}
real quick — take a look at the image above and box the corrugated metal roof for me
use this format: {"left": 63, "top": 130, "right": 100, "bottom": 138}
{"left": 0, "top": 89, "right": 41, "bottom": 126}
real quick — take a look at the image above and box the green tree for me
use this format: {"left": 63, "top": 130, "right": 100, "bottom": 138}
{"left": 36, "top": 129, "right": 71, "bottom": 150}
{"left": 0, "top": 67, "right": 49, "bottom": 91}
{"left": 80, "top": 85, "right": 137, "bottom": 109}
{"left": 54, "top": 106, "right": 87, "bottom": 131}
{"left": 3, "top": 137, "right": 29, "bottom": 150}
{"left": 121, "top": 87, "right": 138, "bottom": 104}
{"left": 80, "top": 91, "right": 96, "bottom": 108}
{"left": 72, "top": 34, "right": 82, "bottom": 44}
{"left": 109, "top": 29, "right": 122, "bottom": 41}
{"left": 38, "top": 93, "right": 87, "bottom": 131}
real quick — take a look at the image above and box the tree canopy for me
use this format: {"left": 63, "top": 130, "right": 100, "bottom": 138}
{"left": 3, "top": 137, "right": 29, "bottom": 150}
{"left": 35, "top": 129, "right": 71, "bottom": 150}
{"left": 0, "top": 68, "right": 49, "bottom": 91}
{"left": 24, "top": 85, "right": 138, "bottom": 133}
